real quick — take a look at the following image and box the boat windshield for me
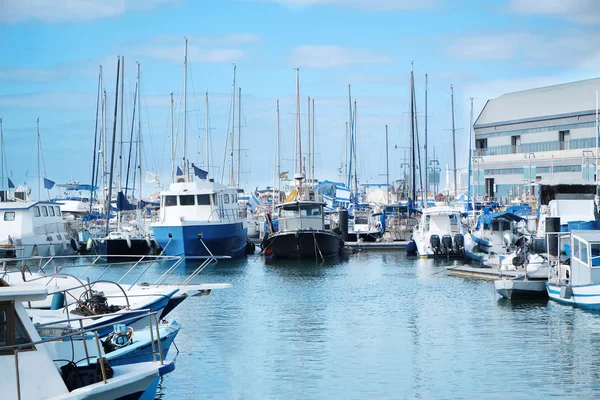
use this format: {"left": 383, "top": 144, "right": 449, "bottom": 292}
{"left": 279, "top": 205, "right": 299, "bottom": 218}
{"left": 300, "top": 205, "right": 321, "bottom": 217}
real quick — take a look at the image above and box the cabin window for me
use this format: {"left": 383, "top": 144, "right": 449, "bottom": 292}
{"left": 280, "top": 206, "right": 299, "bottom": 218}
{"left": 591, "top": 243, "right": 600, "bottom": 267}
{"left": 3, "top": 212, "right": 14, "bottom": 221}
{"left": 48, "top": 207, "right": 55, "bottom": 216}
{"left": 355, "top": 216, "right": 368, "bottom": 224}
{"left": 573, "top": 239, "right": 580, "bottom": 261}
{"left": 54, "top": 206, "right": 61, "bottom": 216}
{"left": 580, "top": 242, "right": 589, "bottom": 264}
{"left": 449, "top": 214, "right": 458, "bottom": 226}
{"left": 33, "top": 207, "right": 40, "bottom": 217}
{"left": 492, "top": 221, "right": 500, "bottom": 231}
{"left": 0, "top": 301, "right": 34, "bottom": 354}
{"left": 197, "top": 195, "right": 210, "bottom": 206}
{"left": 224, "top": 194, "right": 230, "bottom": 204}
{"left": 232, "top": 194, "right": 237, "bottom": 203}
{"left": 41, "top": 206, "right": 48, "bottom": 217}
{"left": 179, "top": 195, "right": 195, "bottom": 206}
{"left": 165, "top": 196, "right": 177, "bottom": 207}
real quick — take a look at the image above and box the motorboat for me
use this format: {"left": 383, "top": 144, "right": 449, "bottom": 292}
{"left": 407, "top": 206, "right": 467, "bottom": 258}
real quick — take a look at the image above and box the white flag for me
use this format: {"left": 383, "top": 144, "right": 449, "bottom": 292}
{"left": 145, "top": 171, "right": 159, "bottom": 183}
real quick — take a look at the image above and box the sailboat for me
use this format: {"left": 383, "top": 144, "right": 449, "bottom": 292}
{"left": 152, "top": 39, "right": 248, "bottom": 258}
{"left": 261, "top": 69, "right": 344, "bottom": 260}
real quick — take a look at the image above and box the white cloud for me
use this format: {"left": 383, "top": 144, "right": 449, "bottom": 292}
{"left": 1, "top": 0, "right": 177, "bottom": 24}
{"left": 289, "top": 45, "right": 394, "bottom": 68}
{"left": 508, "top": 0, "right": 600, "bottom": 24}
{"left": 258, "top": 0, "right": 436, "bottom": 11}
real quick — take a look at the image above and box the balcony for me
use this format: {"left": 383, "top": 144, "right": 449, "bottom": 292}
{"left": 473, "top": 137, "right": 596, "bottom": 157}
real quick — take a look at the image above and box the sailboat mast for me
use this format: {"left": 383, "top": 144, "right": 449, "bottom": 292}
{"left": 347, "top": 84, "right": 353, "bottom": 189}
{"left": 137, "top": 62, "right": 142, "bottom": 203}
{"left": 596, "top": 90, "right": 599, "bottom": 196}
{"left": 469, "top": 97, "right": 474, "bottom": 211}
{"left": 386, "top": 124, "right": 390, "bottom": 204}
{"left": 353, "top": 100, "right": 358, "bottom": 202}
{"left": 106, "top": 56, "right": 120, "bottom": 233}
{"left": 170, "top": 92, "right": 174, "bottom": 183}
{"left": 183, "top": 37, "right": 188, "bottom": 179}
{"left": 274, "top": 99, "right": 279, "bottom": 210}
{"left": 206, "top": 91, "right": 210, "bottom": 178}
{"left": 424, "top": 74, "right": 428, "bottom": 208}
{"left": 451, "top": 84, "right": 457, "bottom": 197}
{"left": 37, "top": 118, "right": 40, "bottom": 200}
{"left": 0, "top": 118, "right": 3, "bottom": 191}
{"left": 296, "top": 68, "right": 302, "bottom": 180}
{"left": 230, "top": 64, "right": 236, "bottom": 187}
{"left": 237, "top": 87, "right": 241, "bottom": 188}
{"left": 119, "top": 57, "right": 124, "bottom": 195}
{"left": 409, "top": 64, "right": 415, "bottom": 202}
{"left": 103, "top": 89, "right": 107, "bottom": 213}
{"left": 307, "top": 96, "right": 311, "bottom": 187}
{"left": 312, "top": 99, "right": 315, "bottom": 184}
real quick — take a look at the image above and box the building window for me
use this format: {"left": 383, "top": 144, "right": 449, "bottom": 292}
{"left": 197, "top": 195, "right": 210, "bottom": 205}
{"left": 559, "top": 130, "right": 570, "bottom": 150}
{"left": 165, "top": 195, "right": 177, "bottom": 207}
{"left": 476, "top": 138, "right": 487, "bottom": 149}
{"left": 511, "top": 135, "right": 521, "bottom": 153}
{"left": 41, "top": 206, "right": 48, "bottom": 217}
{"left": 179, "top": 195, "right": 195, "bottom": 206}
{"left": 33, "top": 207, "right": 40, "bottom": 217}
{"left": 3, "top": 212, "right": 15, "bottom": 221}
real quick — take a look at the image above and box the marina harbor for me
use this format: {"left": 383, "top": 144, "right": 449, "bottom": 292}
{"left": 4, "top": 1, "right": 600, "bottom": 398}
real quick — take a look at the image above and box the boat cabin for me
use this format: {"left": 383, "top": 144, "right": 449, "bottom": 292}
{"left": 276, "top": 201, "right": 324, "bottom": 231}
{"left": 0, "top": 201, "right": 66, "bottom": 244}
{"left": 566, "top": 230, "right": 600, "bottom": 285}
{"left": 420, "top": 207, "right": 462, "bottom": 235}
{"left": 158, "top": 181, "right": 241, "bottom": 224}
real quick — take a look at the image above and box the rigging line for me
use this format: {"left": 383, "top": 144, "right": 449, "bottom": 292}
{"left": 413, "top": 82, "right": 423, "bottom": 195}
{"left": 220, "top": 86, "right": 234, "bottom": 184}
{"left": 187, "top": 66, "right": 203, "bottom": 161}
{"left": 90, "top": 68, "right": 101, "bottom": 213}
{"left": 125, "top": 81, "right": 138, "bottom": 197}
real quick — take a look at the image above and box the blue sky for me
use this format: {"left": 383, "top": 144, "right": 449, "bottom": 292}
{"left": 1, "top": 0, "right": 600, "bottom": 199}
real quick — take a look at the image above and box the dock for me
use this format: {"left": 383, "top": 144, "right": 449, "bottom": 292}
{"left": 344, "top": 241, "right": 408, "bottom": 250}
{"left": 447, "top": 264, "right": 520, "bottom": 280}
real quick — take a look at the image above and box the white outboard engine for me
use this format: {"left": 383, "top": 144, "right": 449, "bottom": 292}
{"left": 441, "top": 234, "right": 453, "bottom": 255}
{"left": 454, "top": 233, "right": 464, "bottom": 255}
{"left": 430, "top": 234, "right": 441, "bottom": 256}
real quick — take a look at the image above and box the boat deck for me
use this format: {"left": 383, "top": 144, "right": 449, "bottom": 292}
{"left": 447, "top": 265, "right": 520, "bottom": 280}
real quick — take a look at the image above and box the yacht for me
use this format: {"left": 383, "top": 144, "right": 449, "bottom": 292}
{"left": 151, "top": 179, "right": 248, "bottom": 258}
{"left": 407, "top": 206, "right": 467, "bottom": 258}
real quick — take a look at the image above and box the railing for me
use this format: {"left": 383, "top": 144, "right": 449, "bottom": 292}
{"left": 474, "top": 137, "right": 596, "bottom": 157}
{"left": 7, "top": 309, "right": 165, "bottom": 399}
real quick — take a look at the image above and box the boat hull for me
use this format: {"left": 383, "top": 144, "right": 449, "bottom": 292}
{"left": 495, "top": 279, "right": 547, "bottom": 299}
{"left": 547, "top": 282, "right": 600, "bottom": 308}
{"left": 96, "top": 238, "right": 154, "bottom": 263}
{"left": 152, "top": 221, "right": 247, "bottom": 258}
{"left": 266, "top": 230, "right": 343, "bottom": 259}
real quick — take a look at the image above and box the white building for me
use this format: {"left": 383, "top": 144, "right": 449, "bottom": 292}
{"left": 473, "top": 78, "right": 599, "bottom": 201}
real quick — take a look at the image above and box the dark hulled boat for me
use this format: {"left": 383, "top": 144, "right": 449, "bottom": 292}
{"left": 263, "top": 200, "right": 344, "bottom": 259}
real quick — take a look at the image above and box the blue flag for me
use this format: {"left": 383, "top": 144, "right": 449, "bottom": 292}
{"left": 43, "top": 178, "right": 55, "bottom": 190}
{"left": 7, "top": 178, "right": 14, "bottom": 189}
{"left": 193, "top": 165, "right": 208, "bottom": 179}
{"left": 176, "top": 166, "right": 184, "bottom": 176}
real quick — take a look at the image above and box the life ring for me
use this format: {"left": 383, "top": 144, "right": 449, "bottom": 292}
{"left": 70, "top": 238, "right": 78, "bottom": 251}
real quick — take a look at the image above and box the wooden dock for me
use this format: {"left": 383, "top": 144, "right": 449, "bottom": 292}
{"left": 447, "top": 265, "right": 520, "bottom": 280}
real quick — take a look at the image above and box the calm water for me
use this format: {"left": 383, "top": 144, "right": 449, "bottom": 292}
{"left": 154, "top": 251, "right": 600, "bottom": 399}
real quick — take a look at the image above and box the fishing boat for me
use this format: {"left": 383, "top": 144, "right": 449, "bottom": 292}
{"left": 407, "top": 206, "right": 467, "bottom": 258}
{"left": 0, "top": 283, "right": 175, "bottom": 399}
{"left": 263, "top": 197, "right": 344, "bottom": 259}
{"left": 546, "top": 230, "right": 600, "bottom": 308}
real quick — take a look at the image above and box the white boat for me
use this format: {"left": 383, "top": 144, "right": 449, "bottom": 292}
{"left": 51, "top": 183, "right": 97, "bottom": 216}
{"left": 407, "top": 206, "right": 467, "bottom": 257}
{"left": 495, "top": 276, "right": 547, "bottom": 300}
{"left": 547, "top": 230, "right": 600, "bottom": 308}
{"left": 0, "top": 283, "right": 175, "bottom": 400}
{"left": 0, "top": 200, "right": 77, "bottom": 258}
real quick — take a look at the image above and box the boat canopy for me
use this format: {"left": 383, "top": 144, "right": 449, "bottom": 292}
{"left": 476, "top": 212, "right": 524, "bottom": 230}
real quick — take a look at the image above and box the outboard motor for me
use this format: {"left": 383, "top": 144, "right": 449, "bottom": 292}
{"left": 441, "top": 234, "right": 453, "bottom": 255}
{"left": 430, "top": 234, "right": 441, "bottom": 257}
{"left": 454, "top": 233, "right": 464, "bottom": 255}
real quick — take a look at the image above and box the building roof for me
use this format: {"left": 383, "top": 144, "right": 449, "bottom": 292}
{"left": 474, "top": 77, "right": 600, "bottom": 128}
